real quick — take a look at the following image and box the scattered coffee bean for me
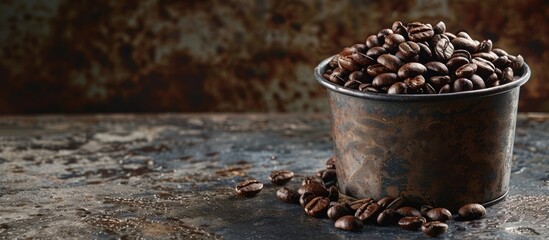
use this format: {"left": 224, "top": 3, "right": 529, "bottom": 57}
{"left": 377, "top": 208, "right": 399, "bottom": 226}
{"left": 355, "top": 201, "right": 381, "bottom": 223}
{"left": 386, "top": 196, "right": 406, "bottom": 210}
{"left": 235, "top": 179, "right": 263, "bottom": 197}
{"left": 277, "top": 187, "right": 300, "bottom": 204}
{"left": 458, "top": 203, "right": 486, "bottom": 220}
{"left": 327, "top": 186, "right": 339, "bottom": 201}
{"left": 377, "top": 197, "right": 395, "bottom": 209}
{"left": 349, "top": 198, "right": 374, "bottom": 211}
{"left": 302, "top": 176, "right": 323, "bottom": 186}
{"left": 328, "top": 203, "right": 354, "bottom": 221}
{"left": 335, "top": 215, "right": 364, "bottom": 231}
{"left": 422, "top": 221, "right": 448, "bottom": 237}
{"left": 269, "top": 170, "right": 294, "bottom": 185}
{"left": 398, "top": 216, "right": 427, "bottom": 231}
{"left": 300, "top": 192, "right": 316, "bottom": 207}
{"left": 420, "top": 205, "right": 434, "bottom": 216}
{"left": 396, "top": 207, "right": 422, "bottom": 218}
{"left": 298, "top": 182, "right": 329, "bottom": 196}
{"left": 426, "top": 208, "right": 452, "bottom": 222}
{"left": 321, "top": 169, "right": 337, "bottom": 187}
{"left": 305, "top": 196, "right": 331, "bottom": 218}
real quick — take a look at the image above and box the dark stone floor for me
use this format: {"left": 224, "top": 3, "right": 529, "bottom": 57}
{"left": 0, "top": 114, "right": 548, "bottom": 239}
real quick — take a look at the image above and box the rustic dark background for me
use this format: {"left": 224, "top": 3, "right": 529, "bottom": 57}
{"left": 0, "top": 0, "right": 547, "bottom": 114}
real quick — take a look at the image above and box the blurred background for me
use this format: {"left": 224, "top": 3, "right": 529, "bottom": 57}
{"left": 0, "top": 0, "right": 547, "bottom": 114}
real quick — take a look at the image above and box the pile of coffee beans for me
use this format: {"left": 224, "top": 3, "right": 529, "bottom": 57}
{"left": 235, "top": 156, "right": 488, "bottom": 237}
{"left": 322, "top": 21, "right": 525, "bottom": 94}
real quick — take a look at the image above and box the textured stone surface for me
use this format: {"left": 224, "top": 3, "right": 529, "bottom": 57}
{"left": 0, "top": 0, "right": 547, "bottom": 113}
{"left": 0, "top": 113, "right": 548, "bottom": 239}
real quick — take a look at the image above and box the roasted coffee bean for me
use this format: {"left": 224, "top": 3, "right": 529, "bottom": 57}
{"left": 338, "top": 55, "right": 360, "bottom": 71}
{"left": 386, "top": 196, "right": 406, "bottom": 210}
{"left": 387, "top": 82, "right": 407, "bottom": 94}
{"left": 351, "top": 52, "right": 376, "bottom": 66}
{"left": 302, "top": 176, "right": 323, "bottom": 186}
{"left": 373, "top": 73, "right": 399, "bottom": 87}
{"left": 366, "top": 63, "right": 391, "bottom": 77}
{"left": 326, "top": 157, "right": 336, "bottom": 169}
{"left": 456, "top": 31, "right": 473, "bottom": 40}
{"left": 453, "top": 78, "right": 474, "bottom": 92}
{"left": 408, "top": 24, "right": 434, "bottom": 42}
{"left": 458, "top": 203, "right": 486, "bottom": 220}
{"left": 321, "top": 169, "right": 337, "bottom": 187}
{"left": 446, "top": 56, "right": 470, "bottom": 71}
{"left": 425, "top": 208, "right": 452, "bottom": 222}
{"left": 377, "top": 28, "right": 393, "bottom": 40}
{"left": 299, "top": 192, "right": 316, "bottom": 207}
{"left": 404, "top": 75, "right": 426, "bottom": 90}
{"left": 349, "top": 198, "right": 374, "bottom": 211}
{"left": 396, "top": 207, "right": 422, "bottom": 217}
{"left": 277, "top": 187, "right": 300, "bottom": 204}
{"left": 451, "top": 37, "right": 477, "bottom": 53}
{"left": 305, "top": 196, "right": 331, "bottom": 218}
{"left": 472, "top": 57, "right": 495, "bottom": 77}
{"left": 351, "top": 43, "right": 367, "bottom": 53}
{"left": 478, "top": 39, "right": 493, "bottom": 52}
{"left": 444, "top": 32, "right": 457, "bottom": 40}
{"left": 493, "top": 55, "right": 511, "bottom": 69}
{"left": 328, "top": 56, "right": 339, "bottom": 69}
{"left": 335, "top": 215, "right": 364, "bottom": 231}
{"left": 510, "top": 55, "right": 524, "bottom": 73}
{"left": 470, "top": 74, "right": 486, "bottom": 89}
{"left": 377, "top": 54, "right": 403, "bottom": 72}
{"left": 339, "top": 47, "right": 354, "bottom": 56}
{"left": 429, "top": 75, "right": 451, "bottom": 86}
{"left": 343, "top": 80, "right": 361, "bottom": 89}
{"left": 424, "top": 61, "right": 448, "bottom": 76}
{"left": 455, "top": 63, "right": 478, "bottom": 78}
{"left": 377, "top": 208, "right": 399, "bottom": 226}
{"left": 383, "top": 34, "right": 406, "bottom": 50}
{"left": 269, "top": 170, "right": 294, "bottom": 185}
{"left": 417, "top": 42, "right": 432, "bottom": 61}
{"left": 377, "top": 197, "right": 395, "bottom": 209}
{"left": 452, "top": 49, "right": 472, "bottom": 61}
{"left": 492, "top": 48, "right": 509, "bottom": 56}
{"left": 349, "top": 71, "right": 367, "bottom": 82}
{"left": 358, "top": 83, "right": 373, "bottom": 92}
{"left": 392, "top": 21, "right": 408, "bottom": 37}
{"left": 397, "top": 41, "right": 420, "bottom": 59}
{"left": 328, "top": 203, "right": 354, "bottom": 220}
{"left": 398, "top": 216, "right": 427, "bottom": 231}
{"left": 235, "top": 179, "right": 263, "bottom": 197}
{"left": 472, "top": 51, "right": 498, "bottom": 62}
{"left": 398, "top": 62, "right": 427, "bottom": 78}
{"left": 298, "top": 182, "right": 329, "bottom": 196}
{"left": 424, "top": 83, "right": 436, "bottom": 94}
{"left": 328, "top": 68, "right": 349, "bottom": 84}
{"left": 366, "top": 35, "right": 382, "bottom": 48}
{"left": 434, "top": 36, "right": 454, "bottom": 60}
{"left": 420, "top": 205, "right": 434, "bottom": 216}
{"left": 327, "top": 186, "right": 339, "bottom": 201}
{"left": 364, "top": 86, "right": 382, "bottom": 93}
{"left": 407, "top": 21, "right": 424, "bottom": 30}
{"left": 439, "top": 84, "right": 451, "bottom": 93}
{"left": 422, "top": 221, "right": 448, "bottom": 237}
{"left": 433, "top": 21, "right": 446, "bottom": 34}
{"left": 502, "top": 67, "right": 514, "bottom": 83}
{"left": 355, "top": 202, "right": 381, "bottom": 223}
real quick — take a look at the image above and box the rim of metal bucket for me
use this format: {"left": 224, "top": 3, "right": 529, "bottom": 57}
{"left": 315, "top": 55, "right": 531, "bottom": 102}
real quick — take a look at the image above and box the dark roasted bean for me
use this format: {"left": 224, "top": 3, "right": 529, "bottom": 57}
{"left": 417, "top": 42, "right": 432, "bottom": 61}
{"left": 453, "top": 78, "right": 474, "bottom": 92}
{"left": 433, "top": 35, "right": 454, "bottom": 60}
{"left": 300, "top": 192, "right": 316, "bottom": 207}
{"left": 446, "top": 56, "right": 470, "bottom": 71}
{"left": 386, "top": 196, "right": 406, "bottom": 210}
{"left": 444, "top": 32, "right": 457, "bottom": 40}
{"left": 485, "top": 73, "right": 499, "bottom": 87}
{"left": 338, "top": 55, "right": 360, "bottom": 71}
{"left": 408, "top": 24, "right": 434, "bottom": 42}
{"left": 335, "top": 216, "right": 364, "bottom": 231}
{"left": 392, "top": 21, "right": 408, "bottom": 37}
{"left": 451, "top": 37, "right": 477, "bottom": 53}
{"left": 305, "top": 196, "right": 331, "bottom": 218}
{"left": 373, "top": 73, "right": 399, "bottom": 87}
{"left": 328, "top": 68, "right": 349, "bottom": 84}
{"left": 404, "top": 75, "right": 426, "bottom": 90}
{"left": 377, "top": 28, "right": 393, "bottom": 40}
{"left": 349, "top": 198, "right": 374, "bottom": 211}
{"left": 321, "top": 169, "right": 337, "bottom": 187}
{"left": 472, "top": 51, "right": 498, "bottom": 62}
{"left": 388, "top": 82, "right": 408, "bottom": 94}
{"left": 478, "top": 39, "right": 493, "bottom": 52}
{"left": 327, "top": 186, "right": 339, "bottom": 201}
{"left": 429, "top": 75, "right": 451, "bottom": 86}
{"left": 351, "top": 52, "right": 376, "bottom": 66}
{"left": 355, "top": 202, "right": 381, "bottom": 223}
{"left": 470, "top": 74, "right": 486, "bottom": 89}
{"left": 420, "top": 205, "right": 434, "bottom": 216}
{"left": 398, "top": 216, "right": 427, "bottom": 231}
{"left": 326, "top": 156, "right": 336, "bottom": 169}
{"left": 426, "top": 208, "right": 452, "bottom": 222}
{"left": 422, "top": 221, "right": 448, "bottom": 237}
{"left": 277, "top": 187, "right": 300, "bottom": 204}
{"left": 458, "top": 203, "right": 486, "bottom": 220}
{"left": 328, "top": 203, "right": 354, "bottom": 220}
{"left": 472, "top": 57, "right": 495, "bottom": 77}
{"left": 396, "top": 207, "right": 422, "bottom": 217}
{"left": 377, "top": 208, "right": 399, "bottom": 226}
{"left": 439, "top": 84, "right": 451, "bottom": 93}
{"left": 358, "top": 83, "right": 373, "bottom": 92}
{"left": 493, "top": 55, "right": 511, "bottom": 69}
{"left": 455, "top": 63, "right": 478, "bottom": 78}
{"left": 510, "top": 55, "right": 524, "bottom": 73}
{"left": 425, "top": 61, "right": 448, "bottom": 76}
{"left": 492, "top": 48, "right": 509, "bottom": 56}
{"left": 383, "top": 34, "right": 406, "bottom": 50}
{"left": 398, "top": 41, "right": 421, "bottom": 58}
{"left": 349, "top": 71, "right": 367, "bottom": 82}
{"left": 433, "top": 21, "right": 446, "bottom": 34}
{"left": 343, "top": 80, "right": 361, "bottom": 89}
{"left": 452, "top": 49, "right": 472, "bottom": 61}
{"left": 398, "top": 62, "right": 427, "bottom": 78}
{"left": 377, "top": 197, "right": 395, "bottom": 209}
{"left": 366, "top": 35, "right": 382, "bottom": 48}
{"left": 377, "top": 54, "right": 403, "bottom": 72}
{"left": 269, "top": 170, "right": 294, "bottom": 185}
{"left": 425, "top": 83, "right": 436, "bottom": 94}
{"left": 456, "top": 31, "right": 473, "bottom": 40}
{"left": 502, "top": 67, "right": 514, "bottom": 83}
{"left": 235, "top": 179, "right": 263, "bottom": 197}
{"left": 298, "top": 182, "right": 329, "bottom": 196}
{"left": 302, "top": 176, "right": 323, "bottom": 186}
{"left": 366, "top": 64, "right": 391, "bottom": 77}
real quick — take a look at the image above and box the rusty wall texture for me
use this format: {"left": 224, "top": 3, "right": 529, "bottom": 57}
{"left": 0, "top": 0, "right": 547, "bottom": 113}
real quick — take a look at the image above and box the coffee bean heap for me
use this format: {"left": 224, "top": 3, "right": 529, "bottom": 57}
{"left": 235, "top": 156, "right": 489, "bottom": 237}
{"left": 322, "top": 21, "right": 525, "bottom": 94}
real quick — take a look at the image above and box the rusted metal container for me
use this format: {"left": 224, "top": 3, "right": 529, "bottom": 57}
{"left": 315, "top": 56, "right": 531, "bottom": 210}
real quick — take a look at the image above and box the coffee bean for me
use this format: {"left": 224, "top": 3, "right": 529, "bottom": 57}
{"left": 455, "top": 63, "right": 478, "bottom": 78}
{"left": 269, "top": 170, "right": 294, "bottom": 185}
{"left": 235, "top": 179, "right": 263, "bottom": 197}
{"left": 451, "top": 37, "right": 478, "bottom": 53}
{"left": 478, "top": 39, "right": 493, "bottom": 52}
{"left": 422, "top": 221, "right": 448, "bottom": 237}
{"left": 377, "top": 54, "right": 403, "bottom": 72}
{"left": 328, "top": 56, "right": 339, "bottom": 69}
{"left": 377, "top": 28, "right": 393, "bottom": 40}
{"left": 397, "top": 41, "right": 421, "bottom": 59}
{"left": 493, "top": 55, "right": 511, "bottom": 69}
{"left": 398, "top": 62, "right": 427, "bottom": 78}
{"left": 502, "top": 67, "right": 514, "bottom": 83}
{"left": 363, "top": 86, "right": 383, "bottom": 93}
{"left": 339, "top": 47, "right": 354, "bottom": 56}
{"left": 366, "top": 64, "right": 391, "bottom": 77}
{"left": 298, "top": 182, "right": 329, "bottom": 196}
{"left": 472, "top": 57, "right": 495, "bottom": 77}
{"left": 355, "top": 202, "right": 381, "bottom": 223}
{"left": 420, "top": 205, "right": 434, "bottom": 216}
{"left": 392, "top": 21, "right": 408, "bottom": 37}
{"left": 446, "top": 56, "right": 470, "bottom": 71}
{"left": 321, "top": 169, "right": 337, "bottom": 187}
{"left": 366, "top": 35, "right": 382, "bottom": 48}
{"left": 452, "top": 49, "right": 472, "bottom": 61}
{"left": 388, "top": 82, "right": 407, "bottom": 94}
{"left": 277, "top": 187, "right": 300, "bottom": 204}
{"left": 299, "top": 192, "right": 316, "bottom": 207}
{"left": 328, "top": 68, "right": 349, "bottom": 85}
{"left": 433, "top": 21, "right": 446, "bottom": 34}
{"left": 453, "top": 78, "right": 474, "bottom": 92}
{"left": 326, "top": 156, "right": 336, "bottom": 169}
{"left": 338, "top": 55, "right": 360, "bottom": 71}
{"left": 424, "top": 83, "right": 436, "bottom": 94}
{"left": 305, "top": 196, "right": 331, "bottom": 218}
{"left": 376, "top": 208, "right": 399, "bottom": 226}
{"left": 343, "top": 80, "right": 361, "bottom": 89}
{"left": 425, "top": 61, "right": 448, "bottom": 76}
{"left": 377, "top": 197, "right": 395, "bottom": 209}
{"left": 404, "top": 75, "right": 426, "bottom": 90}
{"left": 383, "top": 34, "right": 406, "bottom": 50}
{"left": 335, "top": 216, "right": 364, "bottom": 231}
{"left": 510, "top": 55, "right": 524, "bottom": 73}
{"left": 386, "top": 196, "right": 406, "bottom": 210}
{"left": 417, "top": 42, "right": 432, "bottom": 61}
{"left": 398, "top": 216, "right": 427, "bottom": 231}
{"left": 348, "top": 71, "right": 367, "bottom": 83}
{"left": 408, "top": 24, "right": 434, "bottom": 42}
{"left": 358, "top": 83, "right": 373, "bottom": 92}
{"left": 349, "top": 198, "right": 374, "bottom": 211}
{"left": 429, "top": 75, "right": 451, "bottom": 86}
{"left": 396, "top": 207, "right": 422, "bottom": 217}
{"left": 444, "top": 32, "right": 457, "bottom": 40}
{"left": 492, "top": 48, "right": 509, "bottom": 56}
{"left": 456, "top": 31, "right": 473, "bottom": 40}
{"left": 327, "top": 186, "right": 339, "bottom": 201}
{"left": 351, "top": 52, "right": 376, "bottom": 66}
{"left": 472, "top": 51, "right": 498, "bottom": 62}
{"left": 439, "top": 84, "right": 451, "bottom": 93}
{"left": 426, "top": 208, "right": 452, "bottom": 222}
{"left": 302, "top": 176, "right": 323, "bottom": 186}
{"left": 373, "top": 73, "right": 399, "bottom": 87}
{"left": 470, "top": 74, "right": 486, "bottom": 89}
{"left": 434, "top": 35, "right": 454, "bottom": 60}
{"left": 458, "top": 203, "right": 486, "bottom": 220}
{"left": 328, "top": 203, "right": 354, "bottom": 220}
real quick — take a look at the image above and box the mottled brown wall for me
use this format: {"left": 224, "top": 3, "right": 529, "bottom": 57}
{"left": 0, "top": 0, "right": 547, "bottom": 113}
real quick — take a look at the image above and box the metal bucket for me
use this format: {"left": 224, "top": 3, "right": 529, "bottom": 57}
{"left": 314, "top": 56, "right": 531, "bottom": 210}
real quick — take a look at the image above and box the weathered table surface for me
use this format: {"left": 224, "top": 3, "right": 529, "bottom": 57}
{"left": 0, "top": 113, "right": 548, "bottom": 239}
